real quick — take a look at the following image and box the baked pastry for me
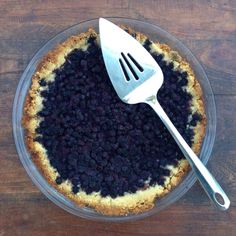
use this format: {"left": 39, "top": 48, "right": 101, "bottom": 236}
{"left": 22, "top": 26, "right": 206, "bottom": 216}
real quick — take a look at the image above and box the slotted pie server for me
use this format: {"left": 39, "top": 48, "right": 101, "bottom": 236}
{"left": 99, "top": 18, "right": 230, "bottom": 210}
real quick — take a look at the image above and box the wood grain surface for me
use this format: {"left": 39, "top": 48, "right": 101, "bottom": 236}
{"left": 0, "top": 0, "right": 236, "bottom": 235}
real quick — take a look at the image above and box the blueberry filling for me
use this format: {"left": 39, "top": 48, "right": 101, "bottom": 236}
{"left": 35, "top": 37, "right": 201, "bottom": 198}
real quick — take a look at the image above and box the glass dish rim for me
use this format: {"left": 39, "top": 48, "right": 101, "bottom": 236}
{"left": 12, "top": 17, "right": 216, "bottom": 222}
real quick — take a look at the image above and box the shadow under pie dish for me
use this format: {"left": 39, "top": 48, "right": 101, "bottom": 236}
{"left": 13, "top": 18, "right": 215, "bottom": 220}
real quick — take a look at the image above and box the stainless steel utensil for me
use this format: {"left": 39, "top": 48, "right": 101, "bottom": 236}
{"left": 99, "top": 18, "right": 230, "bottom": 210}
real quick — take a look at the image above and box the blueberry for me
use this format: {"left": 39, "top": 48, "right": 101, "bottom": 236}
{"left": 143, "top": 39, "right": 152, "bottom": 50}
{"left": 154, "top": 53, "right": 164, "bottom": 62}
{"left": 34, "top": 136, "right": 43, "bottom": 143}
{"left": 129, "top": 185, "right": 137, "bottom": 193}
{"left": 35, "top": 127, "right": 43, "bottom": 134}
{"left": 181, "top": 71, "right": 188, "bottom": 79}
{"left": 168, "top": 62, "right": 174, "bottom": 70}
{"left": 190, "top": 119, "right": 197, "bottom": 126}
{"left": 92, "top": 65, "right": 101, "bottom": 73}
{"left": 80, "top": 59, "right": 87, "bottom": 67}
{"left": 40, "top": 90, "right": 48, "bottom": 97}
{"left": 162, "top": 168, "right": 170, "bottom": 176}
{"left": 179, "top": 77, "right": 188, "bottom": 86}
{"left": 157, "top": 177, "right": 165, "bottom": 186}
{"left": 192, "top": 113, "right": 202, "bottom": 122}
{"left": 55, "top": 176, "right": 63, "bottom": 184}
{"left": 39, "top": 80, "right": 47, "bottom": 86}
{"left": 88, "top": 35, "right": 96, "bottom": 44}
{"left": 160, "top": 158, "right": 168, "bottom": 167}
{"left": 137, "top": 181, "right": 144, "bottom": 188}
{"left": 105, "top": 176, "right": 113, "bottom": 182}
{"left": 158, "top": 60, "right": 167, "bottom": 68}
{"left": 38, "top": 110, "right": 50, "bottom": 117}
{"left": 101, "top": 188, "right": 109, "bottom": 197}
{"left": 72, "top": 177, "right": 80, "bottom": 186}
{"left": 61, "top": 172, "right": 68, "bottom": 179}
{"left": 141, "top": 171, "right": 150, "bottom": 180}
{"left": 72, "top": 185, "right": 79, "bottom": 194}
{"left": 85, "top": 187, "right": 93, "bottom": 194}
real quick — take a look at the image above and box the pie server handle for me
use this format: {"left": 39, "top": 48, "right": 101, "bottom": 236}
{"left": 147, "top": 99, "right": 230, "bottom": 211}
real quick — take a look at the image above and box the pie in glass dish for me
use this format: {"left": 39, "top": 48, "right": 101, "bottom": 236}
{"left": 22, "top": 26, "right": 206, "bottom": 216}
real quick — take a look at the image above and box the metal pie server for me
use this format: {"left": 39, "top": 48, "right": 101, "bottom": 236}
{"left": 99, "top": 18, "right": 230, "bottom": 210}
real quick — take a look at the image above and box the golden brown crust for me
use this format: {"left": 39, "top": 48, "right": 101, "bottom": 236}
{"left": 22, "top": 27, "right": 206, "bottom": 216}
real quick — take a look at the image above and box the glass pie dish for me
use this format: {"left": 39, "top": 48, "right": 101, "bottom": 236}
{"left": 13, "top": 17, "right": 216, "bottom": 221}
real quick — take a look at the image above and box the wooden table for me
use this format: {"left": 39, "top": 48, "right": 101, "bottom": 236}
{"left": 0, "top": 0, "right": 236, "bottom": 235}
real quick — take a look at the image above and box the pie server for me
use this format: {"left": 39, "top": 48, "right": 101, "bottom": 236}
{"left": 99, "top": 18, "right": 230, "bottom": 211}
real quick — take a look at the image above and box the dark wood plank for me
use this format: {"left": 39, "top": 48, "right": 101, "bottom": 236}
{"left": 0, "top": 0, "right": 236, "bottom": 235}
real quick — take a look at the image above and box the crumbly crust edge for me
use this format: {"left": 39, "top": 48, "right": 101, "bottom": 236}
{"left": 22, "top": 27, "right": 206, "bottom": 216}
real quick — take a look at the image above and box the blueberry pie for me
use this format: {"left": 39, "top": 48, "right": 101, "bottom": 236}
{"left": 23, "top": 27, "right": 206, "bottom": 215}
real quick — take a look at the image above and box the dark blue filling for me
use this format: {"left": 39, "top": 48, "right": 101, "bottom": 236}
{"left": 35, "top": 36, "right": 201, "bottom": 197}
